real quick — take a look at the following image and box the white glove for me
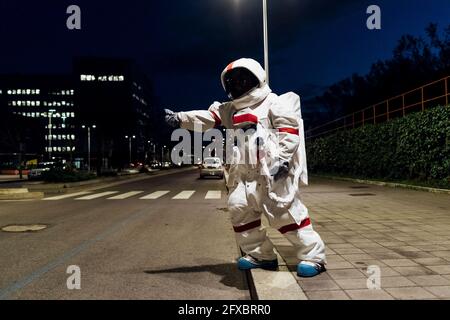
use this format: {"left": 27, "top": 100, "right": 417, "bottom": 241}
{"left": 164, "top": 109, "right": 180, "bottom": 128}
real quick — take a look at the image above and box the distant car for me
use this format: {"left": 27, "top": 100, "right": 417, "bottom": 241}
{"left": 200, "top": 157, "right": 224, "bottom": 179}
{"left": 28, "top": 162, "right": 55, "bottom": 180}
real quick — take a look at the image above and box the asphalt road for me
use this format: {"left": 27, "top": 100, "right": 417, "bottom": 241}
{"left": 0, "top": 169, "right": 250, "bottom": 300}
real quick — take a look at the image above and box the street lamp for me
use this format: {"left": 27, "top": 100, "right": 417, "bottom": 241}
{"left": 262, "top": 0, "right": 269, "bottom": 84}
{"left": 82, "top": 125, "right": 96, "bottom": 172}
{"left": 161, "top": 145, "right": 167, "bottom": 163}
{"left": 48, "top": 109, "right": 56, "bottom": 161}
{"left": 148, "top": 140, "right": 156, "bottom": 163}
{"left": 125, "top": 135, "right": 136, "bottom": 166}
{"left": 235, "top": 0, "right": 270, "bottom": 84}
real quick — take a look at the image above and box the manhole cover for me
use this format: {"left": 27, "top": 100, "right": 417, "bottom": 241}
{"left": 349, "top": 193, "right": 376, "bottom": 197}
{"left": 1, "top": 224, "right": 48, "bottom": 233}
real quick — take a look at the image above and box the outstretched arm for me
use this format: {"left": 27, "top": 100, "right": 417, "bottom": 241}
{"left": 165, "top": 102, "right": 222, "bottom": 132}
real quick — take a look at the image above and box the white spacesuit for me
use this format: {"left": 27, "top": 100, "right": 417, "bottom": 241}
{"left": 165, "top": 58, "right": 326, "bottom": 277}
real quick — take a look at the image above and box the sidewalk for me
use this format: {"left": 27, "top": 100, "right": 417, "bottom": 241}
{"left": 0, "top": 175, "right": 27, "bottom": 184}
{"left": 257, "top": 176, "right": 450, "bottom": 300}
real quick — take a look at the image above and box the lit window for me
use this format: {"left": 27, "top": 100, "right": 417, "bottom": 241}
{"left": 26, "top": 89, "right": 31, "bottom": 95}
{"left": 81, "top": 75, "right": 87, "bottom": 81}
{"left": 12, "top": 101, "right": 16, "bottom": 106}
{"left": 36, "top": 101, "right": 41, "bottom": 107}
{"left": 70, "top": 90, "right": 74, "bottom": 95}
{"left": 7, "top": 90, "right": 12, "bottom": 95}
{"left": 36, "top": 89, "right": 40, "bottom": 95}
{"left": 119, "top": 76, "right": 124, "bottom": 81}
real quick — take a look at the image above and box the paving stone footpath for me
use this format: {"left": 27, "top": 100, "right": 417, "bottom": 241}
{"left": 265, "top": 177, "right": 450, "bottom": 300}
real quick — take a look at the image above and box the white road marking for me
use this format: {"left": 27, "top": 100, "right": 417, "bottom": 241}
{"left": 75, "top": 191, "right": 119, "bottom": 200}
{"left": 140, "top": 191, "right": 170, "bottom": 200}
{"left": 43, "top": 191, "right": 92, "bottom": 201}
{"left": 107, "top": 191, "right": 144, "bottom": 200}
{"left": 205, "top": 190, "right": 222, "bottom": 200}
{"left": 172, "top": 190, "right": 195, "bottom": 199}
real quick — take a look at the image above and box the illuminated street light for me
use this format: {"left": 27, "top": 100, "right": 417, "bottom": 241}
{"left": 125, "top": 135, "right": 136, "bottom": 165}
{"left": 48, "top": 109, "right": 56, "bottom": 161}
{"left": 82, "top": 124, "right": 96, "bottom": 172}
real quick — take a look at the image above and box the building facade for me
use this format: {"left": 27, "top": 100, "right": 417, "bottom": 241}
{"left": 0, "top": 58, "right": 155, "bottom": 171}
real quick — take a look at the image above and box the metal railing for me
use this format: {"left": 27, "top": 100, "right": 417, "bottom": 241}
{"left": 306, "top": 76, "right": 450, "bottom": 140}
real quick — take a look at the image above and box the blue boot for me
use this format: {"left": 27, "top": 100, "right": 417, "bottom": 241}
{"left": 237, "top": 255, "right": 278, "bottom": 271}
{"left": 297, "top": 261, "right": 326, "bottom": 278}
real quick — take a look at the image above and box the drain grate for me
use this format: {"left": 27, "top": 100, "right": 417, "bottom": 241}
{"left": 1, "top": 224, "right": 48, "bottom": 233}
{"left": 349, "top": 186, "right": 370, "bottom": 189}
{"left": 349, "top": 193, "right": 376, "bottom": 197}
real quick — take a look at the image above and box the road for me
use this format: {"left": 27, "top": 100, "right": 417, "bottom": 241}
{"left": 0, "top": 169, "right": 250, "bottom": 300}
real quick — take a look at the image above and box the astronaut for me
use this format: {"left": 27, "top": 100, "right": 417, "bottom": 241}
{"left": 165, "top": 58, "right": 326, "bottom": 277}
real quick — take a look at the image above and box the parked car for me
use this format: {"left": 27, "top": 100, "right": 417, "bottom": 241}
{"left": 200, "top": 157, "right": 224, "bottom": 179}
{"left": 28, "top": 162, "right": 55, "bottom": 180}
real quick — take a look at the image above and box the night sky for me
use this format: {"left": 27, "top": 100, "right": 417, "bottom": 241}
{"left": 1, "top": 0, "right": 449, "bottom": 112}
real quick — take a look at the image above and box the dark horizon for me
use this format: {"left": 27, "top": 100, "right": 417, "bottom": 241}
{"left": 1, "top": 0, "right": 449, "bottom": 111}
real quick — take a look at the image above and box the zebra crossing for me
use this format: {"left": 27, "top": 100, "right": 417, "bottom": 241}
{"left": 42, "top": 190, "right": 223, "bottom": 201}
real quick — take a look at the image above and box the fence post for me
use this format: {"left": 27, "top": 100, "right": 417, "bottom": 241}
{"left": 386, "top": 100, "right": 390, "bottom": 121}
{"left": 446, "top": 77, "right": 449, "bottom": 106}
{"left": 402, "top": 94, "right": 405, "bottom": 117}
{"left": 421, "top": 87, "right": 425, "bottom": 111}
{"left": 373, "top": 105, "right": 376, "bottom": 124}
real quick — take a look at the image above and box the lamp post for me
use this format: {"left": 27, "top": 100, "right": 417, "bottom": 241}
{"left": 48, "top": 109, "right": 56, "bottom": 161}
{"left": 82, "top": 125, "right": 96, "bottom": 172}
{"left": 161, "top": 145, "right": 167, "bottom": 163}
{"left": 125, "top": 135, "right": 136, "bottom": 166}
{"left": 148, "top": 140, "right": 156, "bottom": 163}
{"left": 262, "top": 0, "right": 269, "bottom": 85}
{"left": 235, "top": 0, "right": 270, "bottom": 84}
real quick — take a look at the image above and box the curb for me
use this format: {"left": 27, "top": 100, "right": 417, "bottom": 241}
{"left": 242, "top": 216, "right": 308, "bottom": 300}
{"left": 312, "top": 174, "right": 450, "bottom": 195}
{"left": 0, "top": 192, "right": 44, "bottom": 200}
{"left": 0, "top": 188, "right": 44, "bottom": 200}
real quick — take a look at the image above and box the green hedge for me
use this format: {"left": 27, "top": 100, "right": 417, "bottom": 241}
{"left": 42, "top": 168, "right": 97, "bottom": 183}
{"left": 306, "top": 105, "right": 450, "bottom": 189}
